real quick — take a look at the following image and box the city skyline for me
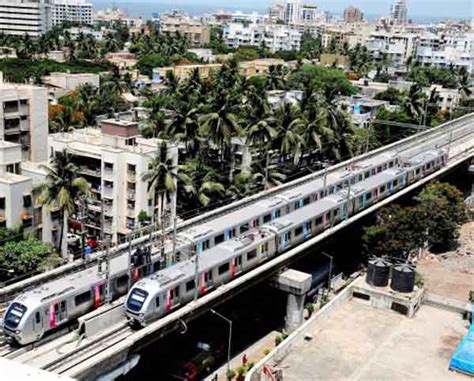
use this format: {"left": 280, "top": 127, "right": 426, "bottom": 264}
{"left": 91, "top": 0, "right": 473, "bottom": 21}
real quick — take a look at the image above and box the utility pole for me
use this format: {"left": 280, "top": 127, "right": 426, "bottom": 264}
{"left": 104, "top": 240, "right": 111, "bottom": 305}
{"left": 172, "top": 216, "right": 177, "bottom": 265}
{"left": 321, "top": 252, "right": 333, "bottom": 291}
{"left": 210, "top": 309, "right": 232, "bottom": 375}
{"left": 127, "top": 232, "right": 133, "bottom": 291}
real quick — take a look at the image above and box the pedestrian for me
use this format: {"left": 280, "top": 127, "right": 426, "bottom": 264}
{"left": 242, "top": 354, "right": 248, "bottom": 365}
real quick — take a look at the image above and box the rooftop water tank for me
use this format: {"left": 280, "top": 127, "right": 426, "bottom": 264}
{"left": 366, "top": 258, "right": 390, "bottom": 287}
{"left": 391, "top": 264, "right": 416, "bottom": 293}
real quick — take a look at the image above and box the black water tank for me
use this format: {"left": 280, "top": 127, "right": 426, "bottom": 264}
{"left": 366, "top": 258, "right": 391, "bottom": 287}
{"left": 391, "top": 264, "right": 416, "bottom": 293}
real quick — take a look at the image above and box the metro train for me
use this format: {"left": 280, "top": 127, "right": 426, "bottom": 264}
{"left": 124, "top": 149, "right": 447, "bottom": 327}
{"left": 0, "top": 149, "right": 442, "bottom": 345}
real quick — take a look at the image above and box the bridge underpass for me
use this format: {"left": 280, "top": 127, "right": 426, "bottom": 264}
{"left": 24, "top": 137, "right": 472, "bottom": 381}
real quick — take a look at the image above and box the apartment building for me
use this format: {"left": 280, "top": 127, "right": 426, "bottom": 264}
{"left": 224, "top": 23, "right": 301, "bottom": 52}
{"left": 0, "top": 76, "right": 48, "bottom": 162}
{"left": 0, "top": 0, "right": 52, "bottom": 36}
{"left": 343, "top": 6, "right": 364, "bottom": 23}
{"left": 416, "top": 32, "right": 474, "bottom": 74}
{"left": 49, "top": 119, "right": 178, "bottom": 244}
{"left": 160, "top": 12, "right": 210, "bottom": 47}
{"left": 366, "top": 31, "right": 418, "bottom": 66}
{"left": 94, "top": 7, "right": 144, "bottom": 28}
{"left": 51, "top": 0, "right": 93, "bottom": 26}
{"left": 0, "top": 141, "right": 61, "bottom": 244}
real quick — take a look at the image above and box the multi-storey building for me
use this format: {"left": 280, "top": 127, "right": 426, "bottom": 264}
{"left": 160, "top": 12, "right": 210, "bottom": 47}
{"left": 343, "top": 6, "right": 364, "bottom": 23}
{"left": 390, "top": 0, "right": 408, "bottom": 25}
{"left": 415, "top": 32, "right": 474, "bottom": 74}
{"left": 0, "top": 141, "right": 60, "bottom": 244}
{"left": 51, "top": 0, "right": 93, "bottom": 26}
{"left": 49, "top": 120, "right": 178, "bottom": 244}
{"left": 0, "top": 0, "right": 52, "bottom": 36}
{"left": 284, "top": 0, "right": 301, "bottom": 24}
{"left": 224, "top": 23, "right": 301, "bottom": 52}
{"left": 94, "top": 7, "right": 143, "bottom": 28}
{"left": 366, "top": 31, "right": 418, "bottom": 66}
{"left": 0, "top": 75, "right": 48, "bottom": 162}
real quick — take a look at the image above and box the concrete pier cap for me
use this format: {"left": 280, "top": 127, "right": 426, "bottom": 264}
{"left": 273, "top": 269, "right": 312, "bottom": 295}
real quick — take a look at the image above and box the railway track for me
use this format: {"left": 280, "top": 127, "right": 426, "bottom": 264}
{"left": 0, "top": 116, "right": 472, "bottom": 305}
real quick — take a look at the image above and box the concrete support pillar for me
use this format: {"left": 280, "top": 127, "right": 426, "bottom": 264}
{"left": 271, "top": 269, "right": 312, "bottom": 333}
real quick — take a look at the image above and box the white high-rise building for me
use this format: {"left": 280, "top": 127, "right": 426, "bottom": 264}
{"left": 0, "top": 0, "right": 52, "bottom": 36}
{"left": 51, "top": 0, "right": 93, "bottom": 26}
{"left": 284, "top": 0, "right": 301, "bottom": 24}
{"left": 390, "top": 0, "right": 408, "bottom": 25}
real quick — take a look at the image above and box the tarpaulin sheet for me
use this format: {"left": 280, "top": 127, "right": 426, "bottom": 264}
{"left": 449, "top": 305, "right": 474, "bottom": 376}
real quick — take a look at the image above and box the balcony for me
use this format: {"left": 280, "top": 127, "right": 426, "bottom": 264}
{"left": 79, "top": 166, "right": 101, "bottom": 178}
{"left": 127, "top": 191, "right": 136, "bottom": 201}
{"left": 22, "top": 213, "right": 33, "bottom": 227}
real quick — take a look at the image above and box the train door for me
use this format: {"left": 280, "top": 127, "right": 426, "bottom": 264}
{"left": 94, "top": 283, "right": 106, "bottom": 308}
{"left": 166, "top": 287, "right": 180, "bottom": 312}
{"left": 303, "top": 221, "right": 312, "bottom": 239}
{"left": 232, "top": 255, "right": 243, "bottom": 277}
{"left": 33, "top": 310, "right": 43, "bottom": 337}
{"left": 50, "top": 301, "right": 67, "bottom": 328}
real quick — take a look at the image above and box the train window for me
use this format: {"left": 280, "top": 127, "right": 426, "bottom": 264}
{"left": 286, "top": 205, "right": 290, "bottom": 214}
{"left": 380, "top": 185, "right": 386, "bottom": 193}
{"left": 383, "top": 164, "right": 387, "bottom": 170}
{"left": 171, "top": 287, "right": 180, "bottom": 301}
{"left": 247, "top": 250, "right": 257, "bottom": 261}
{"left": 117, "top": 275, "right": 128, "bottom": 288}
{"left": 393, "top": 179, "right": 398, "bottom": 187}
{"left": 215, "top": 234, "right": 225, "bottom": 245}
{"left": 333, "top": 209, "right": 339, "bottom": 218}
{"left": 127, "top": 289, "right": 148, "bottom": 311}
{"left": 274, "top": 209, "right": 281, "bottom": 218}
{"left": 315, "top": 216, "right": 323, "bottom": 226}
{"left": 186, "top": 280, "right": 195, "bottom": 292}
{"left": 155, "top": 297, "right": 160, "bottom": 308}
{"left": 153, "top": 261, "right": 160, "bottom": 273}
{"left": 218, "top": 262, "right": 230, "bottom": 275}
{"left": 359, "top": 196, "right": 364, "bottom": 204}
{"left": 240, "top": 223, "right": 249, "bottom": 234}
{"left": 252, "top": 219, "right": 260, "bottom": 228}
{"left": 75, "top": 291, "right": 91, "bottom": 306}
{"left": 262, "top": 242, "right": 269, "bottom": 254}
{"left": 364, "top": 171, "right": 370, "bottom": 178}
{"left": 366, "top": 192, "right": 372, "bottom": 200}
{"left": 35, "top": 312, "right": 41, "bottom": 324}
{"left": 204, "top": 240, "right": 210, "bottom": 250}
{"left": 389, "top": 161, "right": 394, "bottom": 168}
{"left": 229, "top": 228, "right": 236, "bottom": 239}
{"left": 320, "top": 191, "right": 324, "bottom": 199}
{"left": 358, "top": 174, "right": 363, "bottom": 182}
{"left": 4, "top": 303, "right": 27, "bottom": 329}
{"left": 377, "top": 166, "right": 382, "bottom": 173}
{"left": 294, "top": 201, "right": 300, "bottom": 210}
{"left": 263, "top": 214, "right": 271, "bottom": 223}
{"left": 235, "top": 256, "right": 243, "bottom": 272}
{"left": 284, "top": 232, "right": 291, "bottom": 241}
{"left": 295, "top": 226, "right": 303, "bottom": 237}
{"left": 416, "top": 168, "right": 421, "bottom": 175}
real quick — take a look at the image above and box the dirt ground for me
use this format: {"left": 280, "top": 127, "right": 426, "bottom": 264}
{"left": 418, "top": 221, "right": 474, "bottom": 301}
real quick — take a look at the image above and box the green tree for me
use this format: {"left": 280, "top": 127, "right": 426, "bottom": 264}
{"left": 35, "top": 150, "right": 90, "bottom": 258}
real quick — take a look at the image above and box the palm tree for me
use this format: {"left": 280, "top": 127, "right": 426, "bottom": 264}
{"left": 167, "top": 103, "right": 200, "bottom": 155}
{"left": 457, "top": 68, "right": 472, "bottom": 100}
{"left": 76, "top": 84, "right": 99, "bottom": 127}
{"left": 402, "top": 83, "right": 425, "bottom": 121}
{"left": 35, "top": 150, "right": 90, "bottom": 258}
{"left": 321, "top": 101, "right": 355, "bottom": 161}
{"left": 198, "top": 94, "right": 243, "bottom": 180}
{"left": 252, "top": 153, "right": 286, "bottom": 190}
{"left": 178, "top": 160, "right": 225, "bottom": 208}
{"left": 16, "top": 34, "right": 36, "bottom": 59}
{"left": 142, "top": 142, "right": 177, "bottom": 244}
{"left": 142, "top": 110, "right": 167, "bottom": 139}
{"left": 49, "top": 106, "right": 79, "bottom": 133}
{"left": 271, "top": 103, "right": 306, "bottom": 165}
{"left": 265, "top": 65, "right": 287, "bottom": 90}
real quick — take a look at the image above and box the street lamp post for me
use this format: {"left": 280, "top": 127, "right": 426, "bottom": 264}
{"left": 210, "top": 309, "right": 232, "bottom": 375}
{"left": 321, "top": 252, "right": 333, "bottom": 291}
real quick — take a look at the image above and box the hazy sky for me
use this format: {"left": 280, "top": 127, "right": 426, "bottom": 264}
{"left": 92, "top": 0, "right": 473, "bottom": 20}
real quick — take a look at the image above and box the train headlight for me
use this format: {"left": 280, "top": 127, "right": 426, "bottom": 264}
{"left": 15, "top": 330, "right": 20, "bottom": 335}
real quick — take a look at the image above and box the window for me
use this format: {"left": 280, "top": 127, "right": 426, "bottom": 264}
{"left": 127, "top": 288, "right": 148, "bottom": 312}
{"left": 75, "top": 291, "right": 91, "bottom": 306}
{"left": 155, "top": 296, "right": 160, "bottom": 308}
{"left": 274, "top": 209, "right": 281, "bottom": 218}
{"left": 294, "top": 201, "right": 300, "bottom": 210}
{"left": 393, "top": 179, "right": 398, "bottom": 187}
{"left": 23, "top": 194, "right": 32, "bottom": 208}
{"left": 202, "top": 239, "right": 210, "bottom": 251}
{"left": 104, "top": 180, "right": 113, "bottom": 188}
{"left": 315, "top": 216, "right": 323, "bottom": 226}
{"left": 380, "top": 185, "right": 386, "bottom": 193}
{"left": 171, "top": 286, "right": 180, "bottom": 300}
{"left": 303, "top": 197, "right": 310, "bottom": 206}
{"left": 247, "top": 250, "right": 257, "bottom": 261}
{"left": 364, "top": 171, "right": 370, "bottom": 178}
{"left": 358, "top": 174, "right": 363, "bottom": 182}
{"left": 186, "top": 280, "right": 195, "bottom": 292}
{"left": 215, "top": 233, "right": 225, "bottom": 245}
{"left": 116, "top": 275, "right": 128, "bottom": 288}
{"left": 366, "top": 192, "right": 372, "bottom": 200}
{"left": 4, "top": 302, "right": 27, "bottom": 329}
{"left": 35, "top": 312, "right": 41, "bottom": 324}
{"left": 263, "top": 214, "right": 271, "bottom": 223}
{"left": 416, "top": 168, "right": 421, "bottom": 175}
{"left": 127, "top": 164, "right": 136, "bottom": 173}
{"left": 218, "top": 262, "right": 230, "bottom": 275}
{"left": 389, "top": 161, "right": 394, "bottom": 168}
{"left": 295, "top": 226, "right": 303, "bottom": 237}
{"left": 0, "top": 197, "right": 5, "bottom": 209}
{"left": 240, "top": 223, "right": 249, "bottom": 234}
{"left": 104, "top": 162, "right": 114, "bottom": 171}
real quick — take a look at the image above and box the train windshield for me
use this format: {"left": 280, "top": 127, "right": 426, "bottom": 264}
{"left": 127, "top": 288, "right": 148, "bottom": 312}
{"left": 4, "top": 302, "right": 27, "bottom": 329}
